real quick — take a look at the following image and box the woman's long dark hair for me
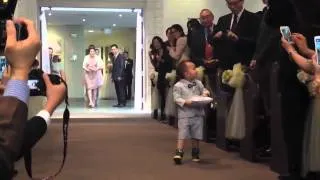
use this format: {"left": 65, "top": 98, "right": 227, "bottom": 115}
{"left": 171, "top": 24, "right": 185, "bottom": 36}
{"left": 170, "top": 24, "right": 185, "bottom": 47}
{"left": 187, "top": 19, "right": 201, "bottom": 48}
{"left": 150, "top": 36, "right": 166, "bottom": 55}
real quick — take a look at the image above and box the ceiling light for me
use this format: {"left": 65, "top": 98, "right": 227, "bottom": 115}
{"left": 113, "top": 24, "right": 116, "bottom": 27}
{"left": 88, "top": 30, "right": 94, "bottom": 33}
{"left": 119, "top": 14, "right": 122, "bottom": 17}
{"left": 71, "top": 33, "right": 78, "bottom": 38}
{"left": 104, "top": 28, "right": 112, "bottom": 35}
{"left": 41, "top": 7, "right": 134, "bottom": 13}
{"left": 82, "top": 18, "right": 86, "bottom": 22}
{"left": 48, "top": 12, "right": 52, "bottom": 16}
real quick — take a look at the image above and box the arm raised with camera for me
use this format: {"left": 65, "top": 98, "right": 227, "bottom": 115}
{"left": 0, "top": 17, "right": 40, "bottom": 179}
{"left": 16, "top": 73, "right": 66, "bottom": 161}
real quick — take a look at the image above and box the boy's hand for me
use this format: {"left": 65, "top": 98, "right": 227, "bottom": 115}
{"left": 184, "top": 100, "right": 192, "bottom": 106}
{"left": 202, "top": 91, "right": 210, "bottom": 97}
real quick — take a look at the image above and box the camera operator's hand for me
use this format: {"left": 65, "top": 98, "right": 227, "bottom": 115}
{"left": 4, "top": 18, "right": 41, "bottom": 80}
{"left": 43, "top": 74, "right": 66, "bottom": 115}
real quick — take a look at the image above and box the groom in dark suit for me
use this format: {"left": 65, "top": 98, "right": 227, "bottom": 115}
{"left": 111, "top": 44, "right": 126, "bottom": 107}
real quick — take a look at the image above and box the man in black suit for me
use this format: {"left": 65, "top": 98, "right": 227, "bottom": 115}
{"left": 213, "top": 0, "right": 260, "bottom": 69}
{"left": 247, "top": 0, "right": 277, "bottom": 158}
{"left": 111, "top": 44, "right": 126, "bottom": 107}
{"left": 250, "top": 0, "right": 277, "bottom": 113}
{"left": 123, "top": 51, "right": 133, "bottom": 100}
{"left": 265, "top": 0, "right": 314, "bottom": 179}
{"left": 188, "top": 9, "right": 216, "bottom": 68}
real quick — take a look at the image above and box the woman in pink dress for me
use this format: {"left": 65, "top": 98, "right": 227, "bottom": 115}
{"left": 83, "top": 45, "right": 104, "bottom": 108}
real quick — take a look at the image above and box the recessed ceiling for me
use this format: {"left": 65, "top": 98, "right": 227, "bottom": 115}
{"left": 44, "top": 8, "right": 137, "bottom": 29}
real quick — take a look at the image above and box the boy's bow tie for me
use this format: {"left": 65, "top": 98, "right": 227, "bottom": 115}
{"left": 188, "top": 81, "right": 196, "bottom": 88}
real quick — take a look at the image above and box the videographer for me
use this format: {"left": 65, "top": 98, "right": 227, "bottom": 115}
{"left": 0, "top": 18, "right": 66, "bottom": 180}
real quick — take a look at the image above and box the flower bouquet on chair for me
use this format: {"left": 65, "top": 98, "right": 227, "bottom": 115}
{"left": 150, "top": 72, "right": 159, "bottom": 110}
{"left": 222, "top": 63, "right": 246, "bottom": 140}
{"left": 165, "top": 70, "right": 177, "bottom": 118}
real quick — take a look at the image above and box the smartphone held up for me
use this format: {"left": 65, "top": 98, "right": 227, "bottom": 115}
{"left": 280, "top": 26, "right": 293, "bottom": 44}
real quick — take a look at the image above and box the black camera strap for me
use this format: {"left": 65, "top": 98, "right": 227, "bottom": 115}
{"left": 24, "top": 77, "right": 70, "bottom": 180}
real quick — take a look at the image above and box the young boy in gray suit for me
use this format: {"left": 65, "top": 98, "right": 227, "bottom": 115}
{"left": 173, "top": 60, "right": 210, "bottom": 164}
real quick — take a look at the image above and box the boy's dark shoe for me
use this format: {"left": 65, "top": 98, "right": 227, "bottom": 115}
{"left": 173, "top": 149, "right": 184, "bottom": 165}
{"left": 192, "top": 148, "right": 200, "bottom": 162}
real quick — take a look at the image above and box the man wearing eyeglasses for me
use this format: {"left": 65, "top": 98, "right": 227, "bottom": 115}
{"left": 213, "top": 0, "right": 260, "bottom": 70}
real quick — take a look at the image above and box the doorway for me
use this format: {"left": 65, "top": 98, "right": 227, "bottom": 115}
{"left": 39, "top": 7, "right": 147, "bottom": 118}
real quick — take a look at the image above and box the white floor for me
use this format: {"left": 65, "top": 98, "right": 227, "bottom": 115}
{"left": 52, "top": 99, "right": 151, "bottom": 119}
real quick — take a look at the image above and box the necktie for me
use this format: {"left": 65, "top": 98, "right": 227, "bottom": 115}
{"left": 204, "top": 27, "right": 213, "bottom": 60}
{"left": 205, "top": 28, "right": 211, "bottom": 42}
{"left": 188, "top": 81, "right": 197, "bottom": 88}
{"left": 231, "top": 14, "right": 238, "bottom": 32}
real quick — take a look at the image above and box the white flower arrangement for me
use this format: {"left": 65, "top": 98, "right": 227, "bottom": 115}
{"left": 150, "top": 72, "right": 158, "bottom": 87}
{"left": 297, "top": 70, "right": 320, "bottom": 96}
{"left": 222, "top": 63, "right": 245, "bottom": 88}
{"left": 150, "top": 72, "right": 156, "bottom": 80}
{"left": 196, "top": 66, "right": 205, "bottom": 81}
{"left": 297, "top": 70, "right": 313, "bottom": 84}
{"left": 165, "top": 70, "right": 177, "bottom": 86}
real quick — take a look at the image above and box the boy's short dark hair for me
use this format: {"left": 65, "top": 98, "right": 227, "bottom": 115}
{"left": 110, "top": 44, "right": 118, "bottom": 49}
{"left": 177, "top": 60, "right": 192, "bottom": 79}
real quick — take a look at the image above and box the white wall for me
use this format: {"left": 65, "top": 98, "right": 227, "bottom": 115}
{"left": 15, "top": 0, "right": 39, "bottom": 29}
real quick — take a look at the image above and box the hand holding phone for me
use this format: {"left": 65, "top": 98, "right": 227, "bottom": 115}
{"left": 280, "top": 26, "right": 293, "bottom": 43}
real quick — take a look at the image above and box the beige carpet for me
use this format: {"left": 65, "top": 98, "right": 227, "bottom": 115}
{"left": 14, "top": 119, "right": 277, "bottom": 180}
